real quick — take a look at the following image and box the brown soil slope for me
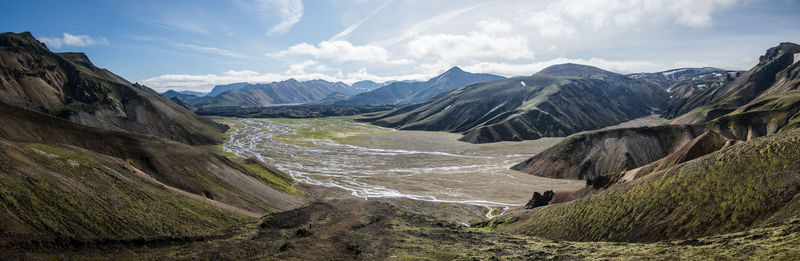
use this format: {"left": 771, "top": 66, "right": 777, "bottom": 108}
{"left": 0, "top": 32, "right": 224, "bottom": 145}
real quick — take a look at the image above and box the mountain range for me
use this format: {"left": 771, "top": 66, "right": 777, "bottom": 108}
{"left": 361, "top": 63, "right": 667, "bottom": 143}
{"left": 165, "top": 67, "right": 503, "bottom": 109}
{"left": 337, "top": 66, "right": 504, "bottom": 105}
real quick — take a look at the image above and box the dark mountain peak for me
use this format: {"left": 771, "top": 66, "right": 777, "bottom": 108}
{"left": 58, "top": 52, "right": 95, "bottom": 68}
{"left": 535, "top": 63, "right": 618, "bottom": 78}
{"left": 760, "top": 42, "right": 800, "bottom": 65}
{"left": 1, "top": 31, "right": 49, "bottom": 50}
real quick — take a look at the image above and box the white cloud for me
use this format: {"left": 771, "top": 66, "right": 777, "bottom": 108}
{"left": 141, "top": 68, "right": 428, "bottom": 92}
{"left": 518, "top": 0, "right": 737, "bottom": 40}
{"left": 175, "top": 43, "right": 245, "bottom": 58}
{"left": 271, "top": 40, "right": 410, "bottom": 64}
{"left": 376, "top": 4, "right": 482, "bottom": 46}
{"left": 406, "top": 24, "right": 534, "bottom": 64}
{"left": 462, "top": 58, "right": 715, "bottom": 77}
{"left": 330, "top": 0, "right": 393, "bottom": 40}
{"left": 263, "top": 0, "right": 304, "bottom": 35}
{"left": 38, "top": 33, "right": 109, "bottom": 49}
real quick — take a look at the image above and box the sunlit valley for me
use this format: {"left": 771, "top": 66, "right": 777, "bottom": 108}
{"left": 2, "top": 0, "right": 800, "bottom": 260}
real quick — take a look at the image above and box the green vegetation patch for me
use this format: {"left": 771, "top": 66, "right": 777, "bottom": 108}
{"left": 24, "top": 143, "right": 101, "bottom": 169}
{"left": 238, "top": 159, "right": 296, "bottom": 194}
{"left": 499, "top": 128, "right": 800, "bottom": 242}
{"left": 0, "top": 142, "right": 250, "bottom": 241}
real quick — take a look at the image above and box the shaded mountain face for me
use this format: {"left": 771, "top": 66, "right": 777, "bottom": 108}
{"left": 362, "top": 64, "right": 667, "bottom": 143}
{"left": 206, "top": 82, "right": 249, "bottom": 97}
{"left": 629, "top": 67, "right": 741, "bottom": 108}
{"left": 313, "top": 91, "right": 352, "bottom": 105}
{"left": 193, "top": 79, "right": 355, "bottom": 108}
{"left": 350, "top": 80, "right": 387, "bottom": 92}
{"left": 0, "top": 32, "right": 224, "bottom": 145}
{"left": 667, "top": 42, "right": 800, "bottom": 123}
{"left": 339, "top": 66, "right": 504, "bottom": 105}
{"left": 512, "top": 125, "right": 710, "bottom": 180}
{"left": 161, "top": 90, "right": 205, "bottom": 104}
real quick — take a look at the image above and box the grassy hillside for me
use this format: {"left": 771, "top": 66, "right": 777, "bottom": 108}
{"left": 0, "top": 139, "right": 249, "bottom": 243}
{"left": 493, "top": 127, "right": 800, "bottom": 242}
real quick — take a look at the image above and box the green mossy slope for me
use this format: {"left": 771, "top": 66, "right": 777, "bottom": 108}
{"left": 496, "top": 128, "right": 800, "bottom": 242}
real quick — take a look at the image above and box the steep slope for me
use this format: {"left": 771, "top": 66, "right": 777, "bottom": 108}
{"left": 0, "top": 102, "right": 303, "bottom": 214}
{"left": 629, "top": 67, "right": 740, "bottom": 107}
{"left": 493, "top": 127, "right": 800, "bottom": 242}
{"left": 667, "top": 42, "right": 800, "bottom": 123}
{"left": 512, "top": 125, "right": 709, "bottom": 180}
{"left": 194, "top": 79, "right": 354, "bottom": 107}
{"left": 312, "top": 91, "right": 351, "bottom": 105}
{"left": 363, "top": 64, "right": 667, "bottom": 143}
{"left": 0, "top": 32, "right": 224, "bottom": 145}
{"left": 0, "top": 138, "right": 250, "bottom": 242}
{"left": 339, "top": 66, "right": 504, "bottom": 105}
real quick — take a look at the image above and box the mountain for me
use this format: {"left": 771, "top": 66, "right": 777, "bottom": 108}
{"left": 206, "top": 82, "right": 249, "bottom": 97}
{"left": 0, "top": 101, "right": 302, "bottom": 242}
{"left": 634, "top": 68, "right": 741, "bottom": 110}
{"left": 0, "top": 32, "right": 224, "bottom": 145}
{"left": 361, "top": 64, "right": 667, "bottom": 143}
{"left": 194, "top": 79, "right": 355, "bottom": 108}
{"left": 493, "top": 42, "right": 800, "bottom": 243}
{"left": 511, "top": 124, "right": 711, "bottom": 180}
{"left": 313, "top": 91, "right": 351, "bottom": 105}
{"left": 161, "top": 90, "right": 205, "bottom": 103}
{"left": 178, "top": 90, "right": 207, "bottom": 96}
{"left": 350, "top": 80, "right": 387, "bottom": 92}
{"left": 493, "top": 126, "right": 800, "bottom": 242}
{"left": 665, "top": 42, "right": 800, "bottom": 122}
{"left": 339, "top": 66, "right": 504, "bottom": 105}
{"left": 0, "top": 32, "right": 303, "bottom": 245}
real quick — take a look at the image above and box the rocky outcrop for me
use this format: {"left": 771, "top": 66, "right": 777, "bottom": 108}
{"left": 524, "top": 190, "right": 554, "bottom": 209}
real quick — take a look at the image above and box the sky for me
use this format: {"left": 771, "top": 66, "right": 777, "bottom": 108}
{"left": 2, "top": 0, "right": 800, "bottom": 92}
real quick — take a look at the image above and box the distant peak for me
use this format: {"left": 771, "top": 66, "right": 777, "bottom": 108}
{"left": 446, "top": 66, "right": 464, "bottom": 73}
{"left": 535, "top": 63, "right": 617, "bottom": 78}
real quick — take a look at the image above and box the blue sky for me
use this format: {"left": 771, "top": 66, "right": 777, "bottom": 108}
{"left": 2, "top": 0, "right": 800, "bottom": 92}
